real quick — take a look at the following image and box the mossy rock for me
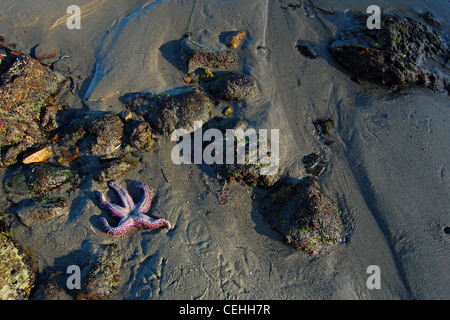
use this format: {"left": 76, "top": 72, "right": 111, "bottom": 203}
{"left": 329, "top": 13, "right": 449, "bottom": 92}
{"left": 75, "top": 245, "right": 121, "bottom": 300}
{"left": 0, "top": 232, "right": 35, "bottom": 299}
{"left": 0, "top": 48, "right": 66, "bottom": 167}
{"left": 261, "top": 178, "right": 344, "bottom": 256}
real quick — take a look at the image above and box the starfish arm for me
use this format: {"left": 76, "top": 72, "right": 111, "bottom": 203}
{"left": 135, "top": 216, "right": 171, "bottom": 230}
{"left": 100, "top": 216, "right": 136, "bottom": 237}
{"left": 134, "top": 182, "right": 153, "bottom": 214}
{"left": 97, "top": 192, "right": 128, "bottom": 218}
{"left": 109, "top": 181, "right": 135, "bottom": 210}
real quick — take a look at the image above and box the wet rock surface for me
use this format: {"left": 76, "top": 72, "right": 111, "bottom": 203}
{"left": 123, "top": 86, "right": 212, "bottom": 135}
{"left": 330, "top": 13, "right": 450, "bottom": 92}
{"left": 261, "top": 178, "right": 344, "bottom": 257}
{"left": 0, "top": 48, "right": 66, "bottom": 167}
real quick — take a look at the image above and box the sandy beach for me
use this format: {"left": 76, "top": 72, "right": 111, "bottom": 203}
{"left": 0, "top": 0, "right": 448, "bottom": 300}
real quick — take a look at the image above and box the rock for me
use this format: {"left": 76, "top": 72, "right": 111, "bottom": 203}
{"left": 261, "top": 178, "right": 344, "bottom": 256}
{"left": 313, "top": 118, "right": 334, "bottom": 145}
{"left": 15, "top": 197, "right": 69, "bottom": 227}
{"left": 22, "top": 146, "right": 54, "bottom": 164}
{"left": 223, "top": 106, "right": 233, "bottom": 116}
{"left": 127, "top": 121, "right": 155, "bottom": 152}
{"left": 85, "top": 113, "right": 124, "bottom": 158}
{"left": 296, "top": 41, "right": 318, "bottom": 59}
{"left": 226, "top": 31, "right": 246, "bottom": 49}
{"left": 302, "top": 152, "right": 326, "bottom": 177}
{"left": 4, "top": 162, "right": 76, "bottom": 195}
{"left": 206, "top": 72, "right": 258, "bottom": 101}
{"left": 181, "top": 38, "right": 235, "bottom": 75}
{"left": 329, "top": 13, "right": 450, "bottom": 92}
{"left": 0, "top": 230, "right": 35, "bottom": 299}
{"left": 94, "top": 158, "right": 137, "bottom": 183}
{"left": 123, "top": 87, "right": 212, "bottom": 135}
{"left": 209, "top": 119, "right": 281, "bottom": 188}
{"left": 0, "top": 48, "right": 66, "bottom": 167}
{"left": 75, "top": 245, "right": 121, "bottom": 300}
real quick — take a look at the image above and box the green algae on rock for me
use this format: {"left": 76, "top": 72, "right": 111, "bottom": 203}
{"left": 261, "top": 178, "right": 344, "bottom": 256}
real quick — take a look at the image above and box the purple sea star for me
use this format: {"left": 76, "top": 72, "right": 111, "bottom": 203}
{"left": 97, "top": 181, "right": 171, "bottom": 237}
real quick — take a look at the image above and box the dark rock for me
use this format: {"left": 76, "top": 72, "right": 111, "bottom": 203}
{"left": 313, "top": 118, "right": 334, "bottom": 145}
{"left": 261, "top": 178, "right": 344, "bottom": 256}
{"left": 209, "top": 119, "right": 281, "bottom": 188}
{"left": 296, "top": 41, "right": 318, "bottom": 59}
{"left": 15, "top": 197, "right": 69, "bottom": 227}
{"left": 85, "top": 114, "right": 124, "bottom": 158}
{"left": 4, "top": 162, "right": 76, "bottom": 195}
{"left": 123, "top": 87, "right": 212, "bottom": 135}
{"left": 206, "top": 72, "right": 258, "bottom": 101}
{"left": 329, "top": 13, "right": 449, "bottom": 92}
{"left": 75, "top": 245, "right": 121, "bottom": 300}
{"left": 0, "top": 48, "right": 66, "bottom": 167}
{"left": 127, "top": 121, "right": 155, "bottom": 152}
{"left": 302, "top": 153, "right": 326, "bottom": 177}
{"left": 94, "top": 158, "right": 137, "bottom": 183}
{"left": 181, "top": 38, "right": 235, "bottom": 75}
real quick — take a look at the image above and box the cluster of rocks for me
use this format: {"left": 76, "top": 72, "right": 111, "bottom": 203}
{"left": 2, "top": 10, "right": 447, "bottom": 299}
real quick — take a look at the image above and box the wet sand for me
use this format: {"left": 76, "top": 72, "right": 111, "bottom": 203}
{"left": 0, "top": 0, "right": 448, "bottom": 299}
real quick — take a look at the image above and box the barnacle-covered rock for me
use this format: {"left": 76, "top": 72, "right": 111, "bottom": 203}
{"left": 0, "top": 230, "right": 35, "bottom": 299}
{"left": 181, "top": 38, "right": 235, "bottom": 75}
{"left": 85, "top": 114, "right": 124, "bottom": 158}
{"left": 75, "top": 245, "right": 121, "bottom": 300}
{"left": 0, "top": 48, "right": 66, "bottom": 167}
{"left": 329, "top": 13, "right": 449, "bottom": 92}
{"left": 123, "top": 87, "right": 212, "bottom": 135}
{"left": 206, "top": 72, "right": 258, "bottom": 101}
{"left": 261, "top": 178, "right": 344, "bottom": 256}
{"left": 128, "top": 121, "right": 155, "bottom": 151}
